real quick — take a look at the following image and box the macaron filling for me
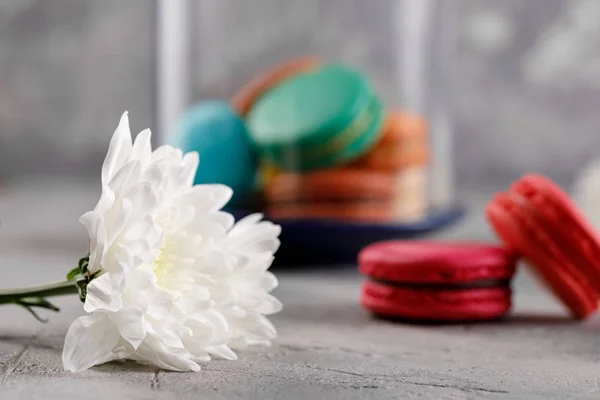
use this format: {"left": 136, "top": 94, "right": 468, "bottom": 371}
{"left": 367, "top": 277, "right": 511, "bottom": 290}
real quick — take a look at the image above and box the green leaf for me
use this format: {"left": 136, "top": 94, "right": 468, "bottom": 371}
{"left": 66, "top": 267, "right": 80, "bottom": 281}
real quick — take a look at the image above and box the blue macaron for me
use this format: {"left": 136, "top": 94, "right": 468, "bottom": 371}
{"left": 168, "top": 101, "right": 257, "bottom": 206}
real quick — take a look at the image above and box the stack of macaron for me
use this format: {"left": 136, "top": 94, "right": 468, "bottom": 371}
{"left": 238, "top": 58, "right": 430, "bottom": 223}
{"left": 358, "top": 173, "right": 600, "bottom": 323}
{"left": 170, "top": 56, "right": 431, "bottom": 223}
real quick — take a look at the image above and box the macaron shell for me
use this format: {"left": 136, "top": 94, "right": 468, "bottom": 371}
{"left": 169, "top": 102, "right": 257, "bottom": 206}
{"left": 486, "top": 191, "right": 598, "bottom": 319}
{"left": 261, "top": 96, "right": 385, "bottom": 172}
{"left": 362, "top": 281, "right": 511, "bottom": 321}
{"left": 231, "top": 56, "right": 321, "bottom": 116}
{"left": 359, "top": 241, "right": 517, "bottom": 284}
{"left": 511, "top": 174, "right": 600, "bottom": 290}
{"left": 266, "top": 168, "right": 396, "bottom": 203}
{"left": 378, "top": 111, "right": 428, "bottom": 144}
{"left": 353, "top": 144, "right": 429, "bottom": 171}
{"left": 352, "top": 110, "right": 429, "bottom": 171}
{"left": 248, "top": 64, "right": 373, "bottom": 147}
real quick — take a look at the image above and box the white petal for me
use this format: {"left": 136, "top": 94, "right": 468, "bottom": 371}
{"left": 127, "top": 267, "right": 153, "bottom": 290}
{"left": 181, "top": 151, "right": 199, "bottom": 186}
{"left": 230, "top": 213, "right": 264, "bottom": 233}
{"left": 195, "top": 184, "right": 233, "bottom": 210}
{"left": 122, "top": 215, "right": 160, "bottom": 246}
{"left": 111, "top": 242, "right": 134, "bottom": 275}
{"left": 148, "top": 319, "right": 186, "bottom": 349}
{"left": 226, "top": 214, "right": 281, "bottom": 254}
{"left": 177, "top": 296, "right": 212, "bottom": 316}
{"left": 123, "top": 182, "right": 158, "bottom": 218}
{"left": 109, "top": 303, "right": 147, "bottom": 349}
{"left": 256, "top": 315, "right": 277, "bottom": 338}
{"left": 239, "top": 294, "right": 263, "bottom": 309}
{"left": 62, "top": 314, "right": 120, "bottom": 372}
{"left": 80, "top": 213, "right": 106, "bottom": 275}
{"left": 206, "top": 344, "right": 237, "bottom": 360}
{"left": 211, "top": 211, "right": 235, "bottom": 232}
{"left": 240, "top": 314, "right": 277, "bottom": 340}
{"left": 131, "top": 128, "right": 152, "bottom": 166}
{"left": 106, "top": 198, "right": 133, "bottom": 242}
{"left": 94, "top": 186, "right": 116, "bottom": 215}
{"left": 141, "top": 165, "right": 165, "bottom": 187}
{"left": 107, "top": 160, "right": 141, "bottom": 193}
{"left": 146, "top": 290, "right": 174, "bottom": 320}
{"left": 257, "top": 294, "right": 283, "bottom": 315}
{"left": 260, "top": 271, "right": 279, "bottom": 292}
{"left": 84, "top": 273, "right": 123, "bottom": 313}
{"left": 134, "top": 340, "right": 200, "bottom": 372}
{"left": 192, "top": 353, "right": 212, "bottom": 363}
{"left": 102, "top": 112, "right": 133, "bottom": 184}
{"left": 175, "top": 185, "right": 220, "bottom": 214}
{"left": 196, "top": 310, "right": 229, "bottom": 337}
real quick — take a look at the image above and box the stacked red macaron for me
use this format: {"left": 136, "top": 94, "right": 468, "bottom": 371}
{"left": 359, "top": 173, "right": 600, "bottom": 322}
{"left": 359, "top": 242, "right": 518, "bottom": 322}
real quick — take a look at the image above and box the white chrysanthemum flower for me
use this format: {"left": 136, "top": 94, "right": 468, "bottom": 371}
{"left": 62, "top": 112, "right": 282, "bottom": 372}
{"left": 573, "top": 158, "right": 600, "bottom": 230}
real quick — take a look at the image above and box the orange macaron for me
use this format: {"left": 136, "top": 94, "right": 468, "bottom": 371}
{"left": 266, "top": 167, "right": 426, "bottom": 222}
{"left": 486, "top": 174, "right": 600, "bottom": 319}
{"left": 266, "top": 168, "right": 396, "bottom": 203}
{"left": 266, "top": 168, "right": 396, "bottom": 222}
{"left": 268, "top": 201, "right": 400, "bottom": 223}
{"left": 231, "top": 56, "right": 321, "bottom": 116}
{"left": 353, "top": 111, "right": 429, "bottom": 171}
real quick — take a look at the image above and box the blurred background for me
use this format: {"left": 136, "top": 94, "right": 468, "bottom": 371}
{"left": 1, "top": 0, "right": 599, "bottom": 188}
{"left": 0, "top": 0, "right": 599, "bottom": 262}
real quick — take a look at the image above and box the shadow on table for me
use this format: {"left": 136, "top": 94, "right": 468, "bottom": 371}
{"left": 93, "top": 359, "right": 157, "bottom": 373}
{"left": 503, "top": 313, "right": 577, "bottom": 326}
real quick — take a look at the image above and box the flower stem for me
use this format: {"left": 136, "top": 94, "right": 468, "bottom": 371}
{"left": 0, "top": 280, "right": 79, "bottom": 305}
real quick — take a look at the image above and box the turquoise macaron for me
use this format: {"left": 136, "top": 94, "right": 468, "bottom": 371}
{"left": 168, "top": 101, "right": 257, "bottom": 206}
{"left": 246, "top": 64, "right": 384, "bottom": 172}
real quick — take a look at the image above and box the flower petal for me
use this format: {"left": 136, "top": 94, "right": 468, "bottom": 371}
{"left": 109, "top": 302, "right": 147, "bottom": 349}
{"left": 257, "top": 294, "right": 283, "bottom": 315}
{"left": 131, "top": 128, "right": 152, "bottom": 166}
{"left": 84, "top": 273, "right": 123, "bottom": 313}
{"left": 123, "top": 182, "right": 158, "bottom": 219}
{"left": 102, "top": 112, "right": 133, "bottom": 184}
{"left": 80, "top": 213, "right": 107, "bottom": 275}
{"left": 225, "top": 214, "right": 281, "bottom": 254}
{"left": 107, "top": 160, "right": 141, "bottom": 193}
{"left": 62, "top": 313, "right": 120, "bottom": 372}
{"left": 260, "top": 271, "right": 279, "bottom": 292}
{"left": 206, "top": 344, "right": 237, "bottom": 360}
{"left": 180, "top": 151, "right": 199, "bottom": 186}
{"left": 146, "top": 290, "right": 174, "bottom": 320}
{"left": 134, "top": 340, "right": 200, "bottom": 372}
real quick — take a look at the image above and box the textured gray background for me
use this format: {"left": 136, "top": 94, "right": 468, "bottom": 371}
{"left": 0, "top": 0, "right": 599, "bottom": 188}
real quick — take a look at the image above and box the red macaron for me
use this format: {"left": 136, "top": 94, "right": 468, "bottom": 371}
{"left": 358, "top": 241, "right": 518, "bottom": 322}
{"left": 486, "top": 174, "right": 600, "bottom": 319}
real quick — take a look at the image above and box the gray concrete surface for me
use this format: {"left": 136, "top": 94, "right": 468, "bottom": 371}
{"left": 1, "top": 181, "right": 600, "bottom": 399}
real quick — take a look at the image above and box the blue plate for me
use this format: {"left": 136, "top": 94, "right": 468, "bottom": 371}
{"left": 227, "top": 206, "right": 465, "bottom": 267}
